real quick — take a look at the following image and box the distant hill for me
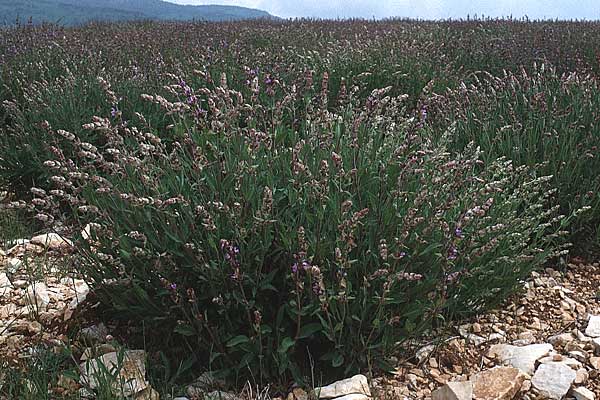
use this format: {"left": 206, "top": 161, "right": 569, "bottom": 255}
{"left": 1, "top": 0, "right": 276, "bottom": 26}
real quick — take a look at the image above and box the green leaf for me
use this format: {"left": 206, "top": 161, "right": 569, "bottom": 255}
{"left": 419, "top": 242, "right": 442, "bottom": 257}
{"left": 278, "top": 337, "right": 295, "bottom": 353}
{"left": 173, "top": 324, "right": 196, "bottom": 337}
{"left": 276, "top": 306, "right": 285, "bottom": 329}
{"left": 405, "top": 320, "right": 416, "bottom": 333}
{"left": 332, "top": 352, "right": 344, "bottom": 368}
{"left": 226, "top": 335, "right": 250, "bottom": 347}
{"left": 260, "top": 325, "right": 273, "bottom": 335}
{"left": 239, "top": 352, "right": 255, "bottom": 368}
{"left": 297, "top": 322, "right": 322, "bottom": 339}
{"left": 209, "top": 352, "right": 222, "bottom": 364}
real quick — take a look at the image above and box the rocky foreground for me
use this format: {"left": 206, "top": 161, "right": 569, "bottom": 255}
{"left": 0, "top": 231, "right": 599, "bottom": 400}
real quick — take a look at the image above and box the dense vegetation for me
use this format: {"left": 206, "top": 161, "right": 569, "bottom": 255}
{"left": 2, "top": 0, "right": 274, "bottom": 26}
{"left": 0, "top": 18, "right": 598, "bottom": 393}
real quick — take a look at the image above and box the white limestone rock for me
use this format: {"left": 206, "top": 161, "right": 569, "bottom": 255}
{"left": 79, "top": 350, "right": 148, "bottom": 397}
{"left": 571, "top": 387, "right": 595, "bottom": 400}
{"left": 432, "top": 381, "right": 472, "bottom": 400}
{"left": 315, "top": 374, "right": 371, "bottom": 399}
{"left": 531, "top": 363, "right": 576, "bottom": 400}
{"left": 25, "top": 282, "right": 50, "bottom": 312}
{"left": 30, "top": 233, "right": 73, "bottom": 250}
{"left": 0, "top": 272, "right": 13, "bottom": 296}
{"left": 5, "top": 258, "right": 22, "bottom": 274}
{"left": 585, "top": 315, "right": 600, "bottom": 338}
{"left": 488, "top": 343, "right": 553, "bottom": 375}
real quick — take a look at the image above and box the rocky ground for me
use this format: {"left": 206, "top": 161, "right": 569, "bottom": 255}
{"left": 0, "top": 231, "right": 599, "bottom": 400}
{"left": 369, "top": 260, "right": 600, "bottom": 400}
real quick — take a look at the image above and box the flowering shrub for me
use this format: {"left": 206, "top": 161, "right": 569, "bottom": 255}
{"left": 26, "top": 72, "right": 569, "bottom": 382}
{"left": 425, "top": 65, "right": 600, "bottom": 234}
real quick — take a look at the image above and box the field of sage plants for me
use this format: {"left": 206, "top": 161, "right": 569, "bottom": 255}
{"left": 1, "top": 18, "right": 599, "bottom": 395}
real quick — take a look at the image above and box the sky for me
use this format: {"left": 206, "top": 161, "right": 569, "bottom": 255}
{"left": 166, "top": 0, "right": 600, "bottom": 20}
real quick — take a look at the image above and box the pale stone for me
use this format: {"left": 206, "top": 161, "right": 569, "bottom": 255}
{"left": 79, "top": 350, "right": 148, "bottom": 397}
{"left": 416, "top": 344, "right": 435, "bottom": 364}
{"left": 80, "top": 344, "right": 117, "bottom": 361}
{"left": 6, "top": 239, "right": 29, "bottom": 255}
{"left": 571, "top": 387, "right": 595, "bottom": 400}
{"left": 204, "top": 391, "right": 239, "bottom": 400}
{"left": 463, "top": 334, "right": 487, "bottom": 346}
{"left": 514, "top": 331, "right": 536, "bottom": 346}
{"left": 25, "top": 242, "right": 45, "bottom": 254}
{"left": 585, "top": 315, "right": 600, "bottom": 338}
{"left": 575, "top": 368, "right": 589, "bottom": 385}
{"left": 547, "top": 333, "right": 576, "bottom": 346}
{"left": 68, "top": 280, "right": 90, "bottom": 309}
{"left": 287, "top": 388, "right": 308, "bottom": 400}
{"left": 27, "top": 320, "right": 42, "bottom": 334}
{"left": 26, "top": 282, "right": 50, "bottom": 312}
{"left": 186, "top": 371, "right": 226, "bottom": 397}
{"left": 0, "top": 272, "right": 12, "bottom": 296}
{"left": 81, "top": 224, "right": 94, "bottom": 241}
{"left": 134, "top": 387, "right": 160, "bottom": 400}
{"left": 315, "top": 375, "right": 371, "bottom": 399}
{"left": 568, "top": 351, "right": 588, "bottom": 362}
{"left": 80, "top": 323, "right": 109, "bottom": 343}
{"left": 590, "top": 356, "right": 600, "bottom": 369}
{"left": 0, "top": 303, "right": 17, "bottom": 318}
{"left": 471, "top": 366, "right": 527, "bottom": 400}
{"left": 538, "top": 355, "right": 582, "bottom": 370}
{"left": 12, "top": 279, "right": 27, "bottom": 288}
{"left": 531, "top": 363, "right": 576, "bottom": 400}
{"left": 5, "top": 258, "right": 22, "bottom": 274}
{"left": 332, "top": 395, "right": 369, "bottom": 400}
{"left": 488, "top": 333, "right": 506, "bottom": 343}
{"left": 488, "top": 343, "right": 553, "bottom": 375}
{"left": 30, "top": 233, "right": 73, "bottom": 250}
{"left": 431, "top": 381, "right": 472, "bottom": 400}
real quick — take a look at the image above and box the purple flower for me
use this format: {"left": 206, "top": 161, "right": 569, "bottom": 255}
{"left": 446, "top": 271, "right": 461, "bottom": 283}
{"left": 169, "top": 283, "right": 177, "bottom": 290}
{"left": 448, "top": 247, "right": 458, "bottom": 260}
{"left": 110, "top": 107, "right": 117, "bottom": 118}
{"left": 312, "top": 282, "right": 323, "bottom": 296}
{"left": 291, "top": 262, "right": 298, "bottom": 274}
{"left": 455, "top": 228, "right": 463, "bottom": 238}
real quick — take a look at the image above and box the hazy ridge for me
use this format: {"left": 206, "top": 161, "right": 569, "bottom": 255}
{"left": 1, "top": 0, "right": 275, "bottom": 26}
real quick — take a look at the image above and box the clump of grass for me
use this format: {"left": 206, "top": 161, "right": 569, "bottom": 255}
{"left": 0, "top": 207, "right": 34, "bottom": 249}
{"left": 0, "top": 345, "right": 77, "bottom": 400}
